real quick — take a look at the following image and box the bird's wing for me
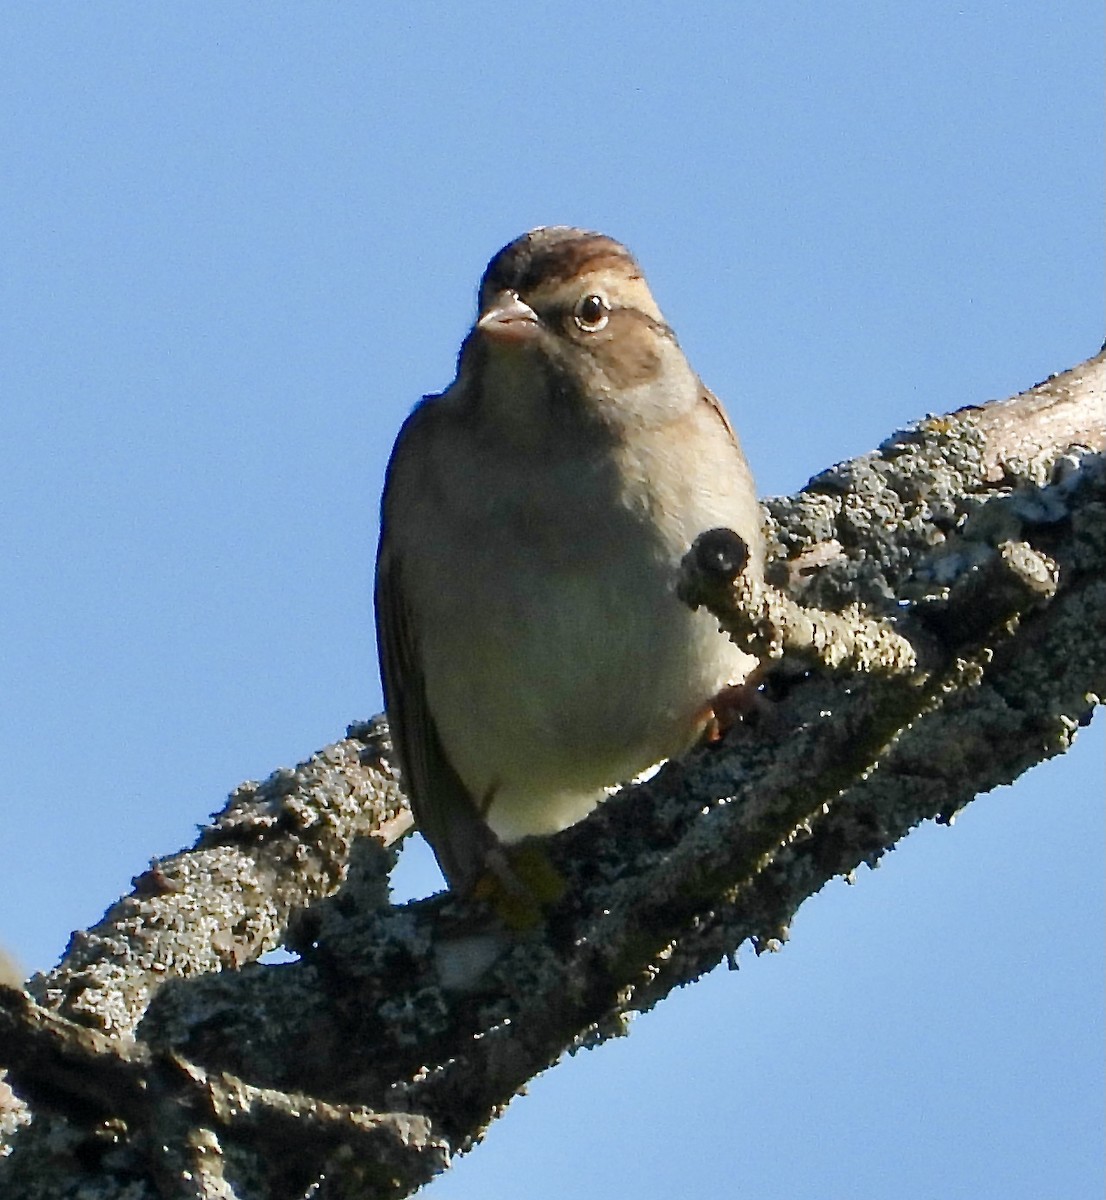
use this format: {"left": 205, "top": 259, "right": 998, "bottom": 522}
{"left": 691, "top": 381, "right": 765, "bottom": 578}
{"left": 700, "top": 381, "right": 739, "bottom": 443}
{"left": 375, "top": 496, "right": 496, "bottom": 895}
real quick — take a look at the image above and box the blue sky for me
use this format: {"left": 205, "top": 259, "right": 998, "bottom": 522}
{"left": 2, "top": 5, "right": 1102, "bottom": 1197}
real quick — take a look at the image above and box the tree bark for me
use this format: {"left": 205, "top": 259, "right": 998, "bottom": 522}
{"left": 2, "top": 350, "right": 1103, "bottom": 1200}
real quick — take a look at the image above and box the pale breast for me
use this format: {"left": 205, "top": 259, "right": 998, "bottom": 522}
{"left": 394, "top": 405, "right": 760, "bottom": 840}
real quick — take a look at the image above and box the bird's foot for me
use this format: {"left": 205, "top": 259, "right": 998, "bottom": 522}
{"left": 473, "top": 841, "right": 566, "bottom": 930}
{"left": 701, "top": 665, "right": 776, "bottom": 742}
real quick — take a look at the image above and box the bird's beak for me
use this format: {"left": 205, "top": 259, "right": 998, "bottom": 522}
{"left": 476, "top": 292, "right": 541, "bottom": 343}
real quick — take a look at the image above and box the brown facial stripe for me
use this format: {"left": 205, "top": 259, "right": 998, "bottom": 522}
{"left": 593, "top": 307, "right": 666, "bottom": 387}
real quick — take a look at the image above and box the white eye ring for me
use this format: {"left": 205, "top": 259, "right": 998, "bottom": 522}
{"left": 573, "top": 292, "right": 610, "bottom": 332}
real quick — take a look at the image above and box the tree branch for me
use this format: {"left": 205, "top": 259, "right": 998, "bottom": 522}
{"left": 29, "top": 722, "right": 411, "bottom": 1036}
{"left": 1, "top": 352, "right": 1103, "bottom": 1199}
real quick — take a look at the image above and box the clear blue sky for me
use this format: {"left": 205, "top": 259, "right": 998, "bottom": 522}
{"left": 2, "top": 5, "right": 1102, "bottom": 1197}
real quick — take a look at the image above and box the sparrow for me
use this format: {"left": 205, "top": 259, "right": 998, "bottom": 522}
{"left": 375, "top": 226, "right": 763, "bottom": 895}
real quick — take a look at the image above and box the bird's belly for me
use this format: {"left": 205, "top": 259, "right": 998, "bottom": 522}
{"left": 422, "top": 546, "right": 751, "bottom": 842}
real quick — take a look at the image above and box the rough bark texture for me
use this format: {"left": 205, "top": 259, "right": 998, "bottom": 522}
{"left": 1, "top": 351, "right": 1103, "bottom": 1200}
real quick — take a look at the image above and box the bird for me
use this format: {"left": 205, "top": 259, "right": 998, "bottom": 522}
{"left": 375, "top": 226, "right": 763, "bottom": 897}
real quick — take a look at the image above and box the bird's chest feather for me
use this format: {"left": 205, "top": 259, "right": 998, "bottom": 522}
{"left": 408, "top": 430, "right": 727, "bottom": 743}
{"left": 438, "top": 446, "right": 671, "bottom": 638}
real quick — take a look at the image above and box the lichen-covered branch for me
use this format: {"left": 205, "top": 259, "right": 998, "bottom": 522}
{"left": 1, "top": 352, "right": 1103, "bottom": 1200}
{"left": 30, "top": 721, "right": 412, "bottom": 1036}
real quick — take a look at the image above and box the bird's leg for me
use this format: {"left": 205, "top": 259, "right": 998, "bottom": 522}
{"left": 473, "top": 840, "right": 566, "bottom": 930}
{"left": 700, "top": 663, "right": 773, "bottom": 742}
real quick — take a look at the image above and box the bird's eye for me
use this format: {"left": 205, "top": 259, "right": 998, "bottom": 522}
{"left": 573, "top": 292, "right": 610, "bottom": 332}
